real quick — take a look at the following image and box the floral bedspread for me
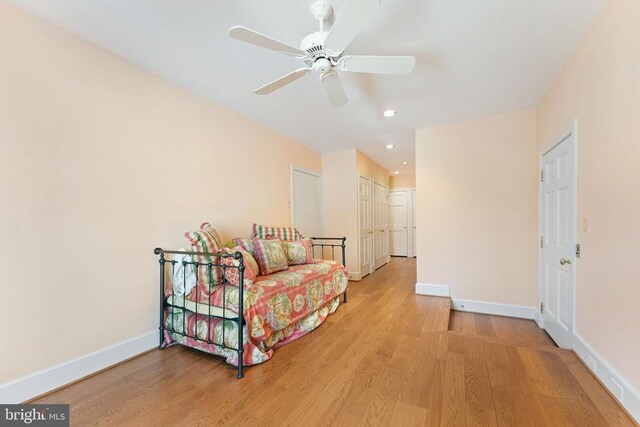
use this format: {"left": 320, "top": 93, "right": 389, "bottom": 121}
{"left": 164, "top": 259, "right": 348, "bottom": 365}
{"left": 164, "top": 296, "right": 340, "bottom": 366}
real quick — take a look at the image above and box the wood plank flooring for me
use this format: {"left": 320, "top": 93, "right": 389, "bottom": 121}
{"left": 33, "top": 258, "right": 635, "bottom": 426}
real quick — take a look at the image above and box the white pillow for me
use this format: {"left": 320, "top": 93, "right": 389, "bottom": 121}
{"left": 172, "top": 249, "right": 197, "bottom": 297}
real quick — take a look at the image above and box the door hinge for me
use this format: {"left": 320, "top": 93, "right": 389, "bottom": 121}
{"left": 576, "top": 243, "right": 581, "bottom": 258}
{"left": 540, "top": 170, "right": 544, "bottom": 182}
{"left": 540, "top": 236, "right": 544, "bottom": 248}
{"left": 540, "top": 302, "right": 544, "bottom": 314}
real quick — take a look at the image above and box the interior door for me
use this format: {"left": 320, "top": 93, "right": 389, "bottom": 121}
{"left": 541, "top": 133, "right": 575, "bottom": 349}
{"left": 359, "top": 175, "right": 373, "bottom": 277}
{"left": 291, "top": 166, "right": 323, "bottom": 237}
{"left": 389, "top": 191, "right": 408, "bottom": 256}
{"left": 373, "top": 182, "right": 389, "bottom": 269}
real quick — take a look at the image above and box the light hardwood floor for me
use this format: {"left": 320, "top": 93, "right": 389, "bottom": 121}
{"left": 33, "top": 258, "right": 635, "bottom": 426}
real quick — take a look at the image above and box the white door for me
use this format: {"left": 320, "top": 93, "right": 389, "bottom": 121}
{"left": 359, "top": 175, "right": 373, "bottom": 276}
{"left": 411, "top": 190, "right": 417, "bottom": 258}
{"left": 373, "top": 182, "right": 389, "bottom": 270}
{"left": 389, "top": 191, "right": 408, "bottom": 256}
{"left": 291, "top": 166, "right": 323, "bottom": 237}
{"left": 540, "top": 132, "right": 575, "bottom": 349}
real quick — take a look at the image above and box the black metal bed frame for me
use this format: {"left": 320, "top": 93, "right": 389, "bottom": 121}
{"left": 154, "top": 236, "right": 346, "bottom": 379}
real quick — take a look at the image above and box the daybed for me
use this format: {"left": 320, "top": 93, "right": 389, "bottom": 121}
{"left": 154, "top": 223, "right": 348, "bottom": 378}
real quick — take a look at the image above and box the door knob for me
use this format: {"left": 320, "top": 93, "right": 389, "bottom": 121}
{"left": 560, "top": 258, "right": 572, "bottom": 265}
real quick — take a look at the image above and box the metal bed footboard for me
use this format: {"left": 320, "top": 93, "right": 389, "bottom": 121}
{"left": 310, "top": 236, "right": 348, "bottom": 303}
{"left": 154, "top": 247, "right": 247, "bottom": 379}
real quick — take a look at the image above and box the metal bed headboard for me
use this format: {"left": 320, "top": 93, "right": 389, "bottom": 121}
{"left": 154, "top": 247, "right": 248, "bottom": 378}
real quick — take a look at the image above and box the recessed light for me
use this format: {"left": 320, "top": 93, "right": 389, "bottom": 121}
{"left": 383, "top": 110, "right": 397, "bottom": 118}
{"left": 394, "top": 171, "right": 400, "bottom": 175}
{"left": 385, "top": 144, "right": 394, "bottom": 149}
{"left": 402, "top": 161, "right": 409, "bottom": 165}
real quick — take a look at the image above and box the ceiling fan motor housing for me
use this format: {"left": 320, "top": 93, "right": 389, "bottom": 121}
{"left": 301, "top": 30, "right": 339, "bottom": 73}
{"left": 300, "top": 31, "right": 328, "bottom": 56}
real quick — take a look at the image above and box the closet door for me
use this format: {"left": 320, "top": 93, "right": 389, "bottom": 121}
{"left": 373, "top": 182, "right": 389, "bottom": 269}
{"left": 359, "top": 175, "right": 373, "bottom": 276}
{"left": 291, "top": 165, "right": 323, "bottom": 237}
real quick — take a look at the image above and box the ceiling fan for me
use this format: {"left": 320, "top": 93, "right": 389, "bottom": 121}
{"left": 229, "top": 0, "right": 416, "bottom": 107}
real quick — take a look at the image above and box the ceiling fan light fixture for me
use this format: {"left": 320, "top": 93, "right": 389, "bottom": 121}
{"left": 402, "top": 161, "right": 409, "bottom": 165}
{"left": 394, "top": 171, "right": 400, "bottom": 175}
{"left": 313, "top": 57, "right": 332, "bottom": 73}
{"left": 383, "top": 110, "right": 396, "bottom": 118}
{"left": 385, "top": 144, "right": 394, "bottom": 149}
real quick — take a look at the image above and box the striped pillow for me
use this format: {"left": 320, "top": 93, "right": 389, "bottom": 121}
{"left": 235, "top": 238, "right": 255, "bottom": 257}
{"left": 252, "top": 223, "right": 302, "bottom": 241}
{"left": 184, "top": 223, "right": 223, "bottom": 293}
{"left": 200, "top": 222, "right": 223, "bottom": 247}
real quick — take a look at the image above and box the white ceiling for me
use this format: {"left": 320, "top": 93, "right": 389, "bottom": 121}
{"left": 8, "top": 0, "right": 605, "bottom": 175}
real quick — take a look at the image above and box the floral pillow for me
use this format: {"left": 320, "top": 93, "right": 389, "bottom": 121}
{"left": 221, "top": 247, "right": 257, "bottom": 287}
{"left": 184, "top": 222, "right": 224, "bottom": 289}
{"left": 253, "top": 223, "right": 302, "bottom": 241}
{"left": 282, "top": 239, "right": 314, "bottom": 265}
{"left": 252, "top": 237, "right": 289, "bottom": 275}
{"left": 233, "top": 246, "right": 259, "bottom": 279}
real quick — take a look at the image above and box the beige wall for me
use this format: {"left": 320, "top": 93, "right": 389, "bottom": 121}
{"left": 322, "top": 149, "right": 359, "bottom": 271}
{"left": 537, "top": 0, "right": 640, "bottom": 389}
{"left": 322, "top": 149, "right": 389, "bottom": 279}
{"left": 0, "top": 2, "right": 320, "bottom": 383}
{"left": 390, "top": 174, "right": 416, "bottom": 189}
{"left": 416, "top": 109, "right": 538, "bottom": 307}
{"left": 356, "top": 150, "right": 390, "bottom": 186}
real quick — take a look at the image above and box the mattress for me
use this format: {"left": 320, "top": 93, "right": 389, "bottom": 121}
{"left": 166, "top": 294, "right": 238, "bottom": 318}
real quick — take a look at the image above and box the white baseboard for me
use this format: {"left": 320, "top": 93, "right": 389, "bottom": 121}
{"left": 415, "top": 283, "right": 450, "bottom": 297}
{"left": 348, "top": 270, "right": 364, "bottom": 281}
{"left": 572, "top": 332, "right": 640, "bottom": 423}
{"left": 451, "top": 298, "right": 537, "bottom": 320}
{"left": 0, "top": 330, "right": 158, "bottom": 403}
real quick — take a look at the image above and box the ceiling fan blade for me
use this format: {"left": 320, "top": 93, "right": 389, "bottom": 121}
{"left": 229, "top": 26, "right": 305, "bottom": 57}
{"left": 337, "top": 55, "right": 416, "bottom": 75}
{"left": 324, "top": 0, "right": 381, "bottom": 55}
{"left": 254, "top": 68, "right": 311, "bottom": 95}
{"left": 321, "top": 71, "right": 348, "bottom": 107}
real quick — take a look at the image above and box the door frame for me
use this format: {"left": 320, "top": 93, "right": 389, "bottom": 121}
{"left": 388, "top": 189, "right": 409, "bottom": 257}
{"left": 390, "top": 187, "right": 416, "bottom": 257}
{"left": 537, "top": 120, "right": 578, "bottom": 348}
{"left": 357, "top": 172, "right": 374, "bottom": 277}
{"left": 290, "top": 164, "right": 323, "bottom": 236}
